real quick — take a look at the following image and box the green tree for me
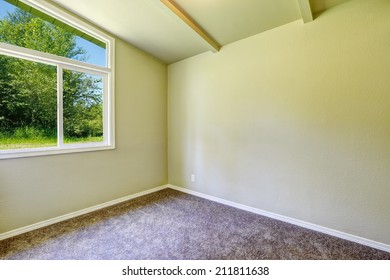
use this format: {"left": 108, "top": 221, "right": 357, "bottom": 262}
{"left": 0, "top": 9, "right": 103, "bottom": 139}
{"left": 0, "top": 55, "right": 57, "bottom": 133}
{"left": 63, "top": 70, "right": 103, "bottom": 138}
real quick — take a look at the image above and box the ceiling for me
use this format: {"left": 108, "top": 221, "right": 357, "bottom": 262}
{"left": 50, "top": 0, "right": 350, "bottom": 64}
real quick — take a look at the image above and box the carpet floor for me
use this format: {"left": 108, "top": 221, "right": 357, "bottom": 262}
{"left": 0, "top": 188, "right": 389, "bottom": 260}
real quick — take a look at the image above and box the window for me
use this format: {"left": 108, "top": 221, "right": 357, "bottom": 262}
{"left": 0, "top": 0, "right": 115, "bottom": 159}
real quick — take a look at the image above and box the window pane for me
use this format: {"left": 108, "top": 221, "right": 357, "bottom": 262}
{"left": 63, "top": 69, "right": 103, "bottom": 144}
{"left": 0, "top": 54, "right": 57, "bottom": 150}
{"left": 0, "top": 0, "right": 106, "bottom": 67}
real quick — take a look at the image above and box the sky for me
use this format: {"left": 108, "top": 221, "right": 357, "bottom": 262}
{"left": 0, "top": 0, "right": 106, "bottom": 67}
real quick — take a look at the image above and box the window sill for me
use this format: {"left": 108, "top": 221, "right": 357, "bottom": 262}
{"left": 0, "top": 144, "right": 115, "bottom": 160}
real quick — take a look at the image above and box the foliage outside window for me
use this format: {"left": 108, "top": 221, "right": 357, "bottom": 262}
{"left": 0, "top": 0, "right": 115, "bottom": 158}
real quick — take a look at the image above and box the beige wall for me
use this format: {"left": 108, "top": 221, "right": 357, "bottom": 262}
{"left": 168, "top": 0, "right": 390, "bottom": 244}
{"left": 0, "top": 38, "right": 167, "bottom": 233}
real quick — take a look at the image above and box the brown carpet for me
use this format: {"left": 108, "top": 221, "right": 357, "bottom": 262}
{"left": 0, "top": 188, "right": 389, "bottom": 260}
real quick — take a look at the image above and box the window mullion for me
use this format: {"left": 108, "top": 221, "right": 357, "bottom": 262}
{"left": 0, "top": 43, "right": 109, "bottom": 74}
{"left": 57, "top": 65, "right": 64, "bottom": 147}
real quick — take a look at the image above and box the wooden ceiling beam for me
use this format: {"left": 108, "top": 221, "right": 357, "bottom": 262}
{"left": 297, "top": 0, "right": 313, "bottom": 23}
{"left": 160, "top": 0, "right": 220, "bottom": 52}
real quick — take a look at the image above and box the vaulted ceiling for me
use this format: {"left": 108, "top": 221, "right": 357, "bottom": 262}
{"left": 51, "top": 0, "right": 350, "bottom": 64}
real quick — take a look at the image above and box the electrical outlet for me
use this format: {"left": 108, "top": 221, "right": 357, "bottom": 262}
{"left": 191, "top": 174, "right": 196, "bottom": 182}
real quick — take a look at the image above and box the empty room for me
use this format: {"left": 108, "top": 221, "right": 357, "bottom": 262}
{"left": 0, "top": 0, "right": 390, "bottom": 263}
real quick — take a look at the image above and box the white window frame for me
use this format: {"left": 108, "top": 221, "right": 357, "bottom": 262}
{"left": 0, "top": 0, "right": 115, "bottom": 159}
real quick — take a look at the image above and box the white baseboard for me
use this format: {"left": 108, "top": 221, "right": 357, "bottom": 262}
{"left": 168, "top": 184, "right": 390, "bottom": 253}
{"left": 2, "top": 183, "right": 389, "bottom": 254}
{"left": 0, "top": 184, "right": 168, "bottom": 241}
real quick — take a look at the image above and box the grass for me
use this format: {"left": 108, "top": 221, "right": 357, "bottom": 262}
{"left": 0, "top": 136, "right": 103, "bottom": 150}
{"left": 0, "top": 127, "right": 103, "bottom": 150}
